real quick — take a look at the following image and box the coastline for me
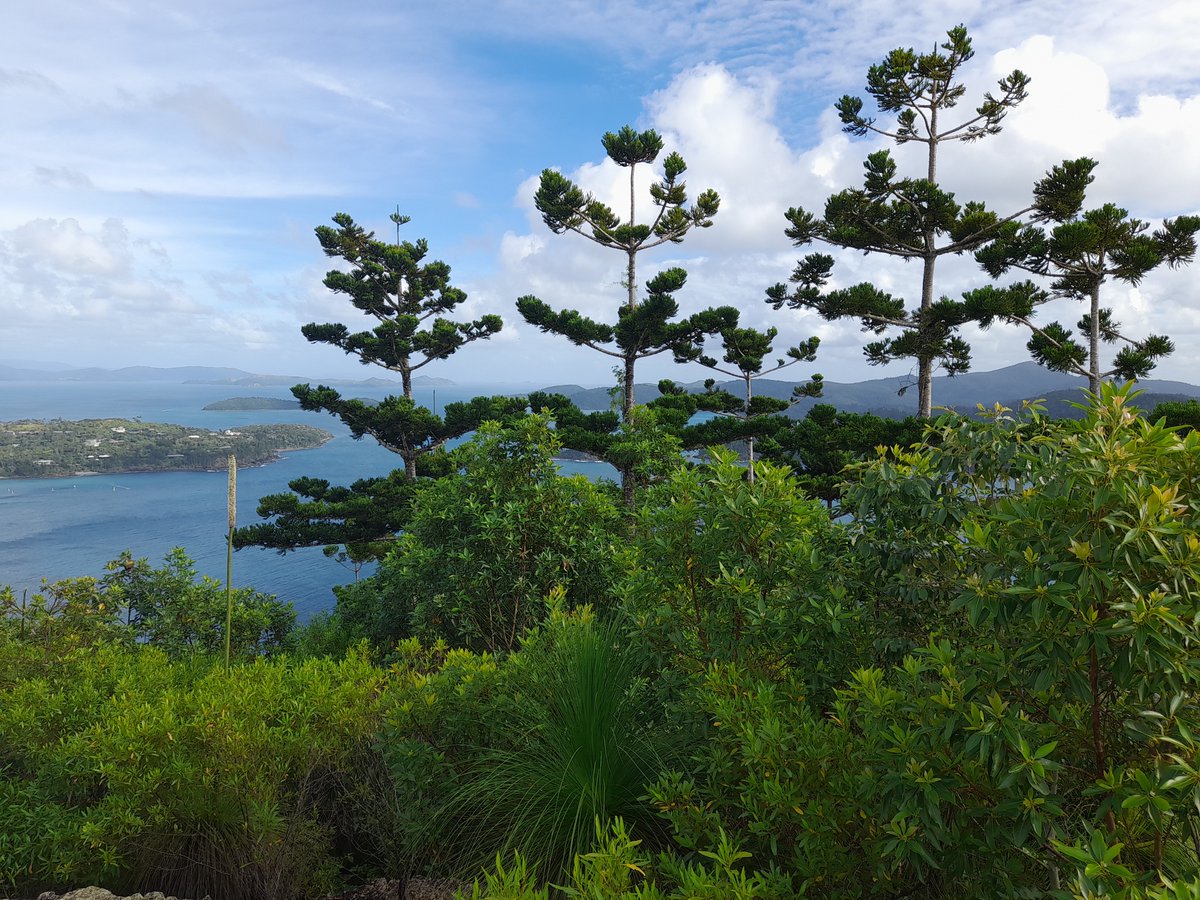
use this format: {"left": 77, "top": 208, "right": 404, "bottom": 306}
{"left": 0, "top": 436, "right": 334, "bottom": 481}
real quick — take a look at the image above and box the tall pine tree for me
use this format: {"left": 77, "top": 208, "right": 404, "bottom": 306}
{"left": 517, "top": 126, "right": 733, "bottom": 505}
{"left": 966, "top": 159, "right": 1200, "bottom": 392}
{"left": 236, "top": 212, "right": 522, "bottom": 557}
{"left": 781, "top": 25, "right": 1032, "bottom": 417}
{"left": 690, "top": 324, "right": 822, "bottom": 482}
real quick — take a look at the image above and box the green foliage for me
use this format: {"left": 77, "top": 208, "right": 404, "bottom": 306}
{"left": 105, "top": 548, "right": 295, "bottom": 658}
{"left": 1149, "top": 399, "right": 1200, "bottom": 433}
{"left": 238, "top": 212, "right": 514, "bottom": 558}
{"left": 445, "top": 611, "right": 678, "bottom": 883}
{"left": 650, "top": 665, "right": 870, "bottom": 896}
{"left": 838, "top": 402, "right": 1046, "bottom": 663}
{"left": 825, "top": 385, "right": 1200, "bottom": 894}
{"left": 621, "top": 449, "right": 858, "bottom": 699}
{"left": 1, "top": 548, "right": 294, "bottom": 661}
{"left": 781, "top": 25, "right": 1033, "bottom": 416}
{"left": 307, "top": 211, "right": 502, "bottom": 397}
{"left": 689, "top": 324, "right": 822, "bottom": 475}
{"left": 519, "top": 124, "right": 727, "bottom": 504}
{"left": 761, "top": 403, "right": 926, "bottom": 508}
{"left": 0, "top": 576, "right": 126, "bottom": 653}
{"left": 319, "top": 415, "right": 625, "bottom": 653}
{"left": 969, "top": 159, "right": 1200, "bottom": 389}
{"left": 0, "top": 640, "right": 383, "bottom": 898}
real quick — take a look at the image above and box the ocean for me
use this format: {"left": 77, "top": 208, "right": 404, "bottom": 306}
{"left": 0, "top": 380, "right": 615, "bottom": 620}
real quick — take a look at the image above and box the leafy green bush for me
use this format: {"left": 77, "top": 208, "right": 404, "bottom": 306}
{"left": 828, "top": 385, "right": 1200, "bottom": 894}
{"left": 450, "top": 610, "right": 676, "bottom": 880}
{"left": 0, "top": 640, "right": 383, "bottom": 899}
{"left": 104, "top": 547, "right": 295, "bottom": 657}
{"left": 379, "top": 610, "right": 679, "bottom": 886}
{"left": 328, "top": 415, "right": 625, "bottom": 654}
{"left": 459, "top": 818, "right": 779, "bottom": 899}
{"left": 648, "top": 663, "right": 871, "bottom": 896}
{"left": 1, "top": 548, "right": 295, "bottom": 662}
{"left": 621, "top": 448, "right": 858, "bottom": 700}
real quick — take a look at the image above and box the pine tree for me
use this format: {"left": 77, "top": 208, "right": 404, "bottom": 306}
{"left": 966, "top": 159, "right": 1200, "bottom": 392}
{"left": 690, "top": 324, "right": 822, "bottom": 482}
{"left": 780, "top": 25, "right": 1032, "bottom": 417}
{"left": 295, "top": 211, "right": 508, "bottom": 481}
{"left": 517, "top": 126, "right": 733, "bottom": 506}
{"left": 236, "top": 212, "right": 522, "bottom": 556}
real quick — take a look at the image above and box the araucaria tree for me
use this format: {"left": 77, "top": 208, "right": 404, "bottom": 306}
{"left": 692, "top": 324, "right": 822, "bottom": 482}
{"left": 517, "top": 126, "right": 734, "bottom": 504}
{"left": 780, "top": 25, "right": 1032, "bottom": 417}
{"left": 296, "top": 211, "right": 507, "bottom": 481}
{"left": 967, "top": 158, "right": 1200, "bottom": 392}
{"left": 237, "top": 212, "right": 523, "bottom": 555}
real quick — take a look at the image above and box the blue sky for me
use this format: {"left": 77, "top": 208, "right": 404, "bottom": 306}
{"left": 4, "top": 1, "right": 1200, "bottom": 395}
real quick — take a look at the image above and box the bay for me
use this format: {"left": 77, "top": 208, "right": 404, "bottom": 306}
{"left": 0, "top": 380, "right": 615, "bottom": 620}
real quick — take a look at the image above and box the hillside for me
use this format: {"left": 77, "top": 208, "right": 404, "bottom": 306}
{"left": 202, "top": 397, "right": 302, "bottom": 411}
{"left": 0, "top": 419, "right": 331, "bottom": 478}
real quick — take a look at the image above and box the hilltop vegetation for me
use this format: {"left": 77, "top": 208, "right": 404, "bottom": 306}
{"left": 0, "top": 418, "right": 330, "bottom": 478}
{"left": 202, "top": 396, "right": 302, "bottom": 411}
{"left": 7, "top": 21, "right": 1200, "bottom": 900}
{"left": 6, "top": 390, "right": 1200, "bottom": 900}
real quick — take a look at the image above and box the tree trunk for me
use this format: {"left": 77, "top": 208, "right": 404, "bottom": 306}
{"left": 917, "top": 111, "right": 939, "bottom": 419}
{"left": 403, "top": 453, "right": 417, "bottom": 483}
{"left": 620, "top": 171, "right": 639, "bottom": 510}
{"left": 917, "top": 253, "right": 937, "bottom": 418}
{"left": 1088, "top": 280, "right": 1102, "bottom": 394}
{"left": 401, "top": 368, "right": 413, "bottom": 402}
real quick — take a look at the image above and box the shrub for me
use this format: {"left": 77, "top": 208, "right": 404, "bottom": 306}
{"left": 0, "top": 641, "right": 383, "bottom": 898}
{"left": 324, "top": 415, "right": 625, "bottom": 654}
{"left": 620, "top": 448, "right": 859, "bottom": 701}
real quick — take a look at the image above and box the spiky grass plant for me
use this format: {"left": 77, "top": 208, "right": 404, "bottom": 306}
{"left": 448, "top": 611, "right": 676, "bottom": 884}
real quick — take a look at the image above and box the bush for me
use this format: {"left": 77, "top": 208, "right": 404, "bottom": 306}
{"left": 620, "top": 448, "right": 859, "bottom": 701}
{"left": 829, "top": 385, "right": 1200, "bottom": 894}
{"left": 380, "top": 610, "right": 679, "bottom": 886}
{"left": 0, "top": 640, "right": 383, "bottom": 899}
{"left": 328, "top": 415, "right": 625, "bottom": 654}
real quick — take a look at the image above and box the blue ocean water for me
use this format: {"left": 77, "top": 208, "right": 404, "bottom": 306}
{"left": 0, "top": 380, "right": 615, "bottom": 620}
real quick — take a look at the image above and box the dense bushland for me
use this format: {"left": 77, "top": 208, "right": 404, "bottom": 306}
{"left": 6, "top": 388, "right": 1200, "bottom": 898}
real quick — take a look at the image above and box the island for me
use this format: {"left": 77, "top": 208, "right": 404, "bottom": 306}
{"left": 0, "top": 418, "right": 332, "bottom": 479}
{"left": 203, "top": 396, "right": 302, "bottom": 411}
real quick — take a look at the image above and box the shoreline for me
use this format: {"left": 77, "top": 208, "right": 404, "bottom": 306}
{"left": 0, "top": 438, "right": 333, "bottom": 482}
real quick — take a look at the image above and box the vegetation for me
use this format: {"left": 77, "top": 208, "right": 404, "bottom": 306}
{"left": 779, "top": 25, "right": 1036, "bottom": 417}
{"left": 9, "top": 23, "right": 1200, "bottom": 900}
{"left": 202, "top": 397, "right": 302, "bottom": 410}
{"left": 0, "top": 418, "right": 329, "bottom": 478}
{"left": 516, "top": 125, "right": 734, "bottom": 506}
{"left": 968, "top": 159, "right": 1200, "bottom": 391}
{"left": 236, "top": 213, "right": 524, "bottom": 559}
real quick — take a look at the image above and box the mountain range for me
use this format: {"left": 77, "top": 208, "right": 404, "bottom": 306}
{"left": 3, "top": 361, "right": 1196, "bottom": 418}
{"left": 540, "top": 362, "right": 1200, "bottom": 419}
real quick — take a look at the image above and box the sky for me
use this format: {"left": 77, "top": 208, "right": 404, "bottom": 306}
{"left": 3, "top": 0, "right": 1200, "bottom": 396}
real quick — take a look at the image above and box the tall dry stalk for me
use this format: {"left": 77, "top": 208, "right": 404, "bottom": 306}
{"left": 225, "top": 453, "right": 236, "bottom": 672}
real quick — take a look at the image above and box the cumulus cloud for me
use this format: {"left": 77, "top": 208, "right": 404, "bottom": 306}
{"left": 0, "top": 216, "right": 303, "bottom": 366}
{"left": 486, "top": 32, "right": 1200, "bottom": 389}
{"left": 4, "top": 3, "right": 1200, "bottom": 391}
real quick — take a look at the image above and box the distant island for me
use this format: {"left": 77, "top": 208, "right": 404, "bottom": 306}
{"left": 0, "top": 418, "right": 331, "bottom": 479}
{"left": 203, "top": 397, "right": 302, "bottom": 411}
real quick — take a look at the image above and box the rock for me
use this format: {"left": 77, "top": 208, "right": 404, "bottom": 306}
{"left": 31, "top": 889, "right": 207, "bottom": 900}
